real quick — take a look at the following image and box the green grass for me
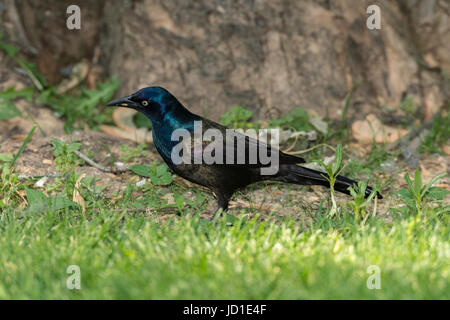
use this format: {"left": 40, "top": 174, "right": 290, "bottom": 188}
{"left": 420, "top": 110, "right": 450, "bottom": 154}
{"left": 0, "top": 35, "right": 120, "bottom": 133}
{"left": 0, "top": 207, "right": 448, "bottom": 299}
{"left": 0, "top": 139, "right": 448, "bottom": 299}
{"left": 0, "top": 119, "right": 448, "bottom": 300}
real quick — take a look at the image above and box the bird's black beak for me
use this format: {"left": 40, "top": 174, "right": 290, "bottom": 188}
{"left": 106, "top": 95, "right": 139, "bottom": 108}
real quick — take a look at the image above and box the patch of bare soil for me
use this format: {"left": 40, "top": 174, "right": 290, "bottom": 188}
{"left": 0, "top": 75, "right": 448, "bottom": 220}
{"left": 2, "top": 114, "right": 448, "bottom": 221}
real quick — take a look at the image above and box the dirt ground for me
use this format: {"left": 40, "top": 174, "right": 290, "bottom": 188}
{"left": 1, "top": 99, "right": 448, "bottom": 220}
{"left": 1, "top": 0, "right": 449, "bottom": 220}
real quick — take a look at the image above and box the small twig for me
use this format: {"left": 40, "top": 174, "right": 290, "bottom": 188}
{"left": 284, "top": 143, "right": 336, "bottom": 155}
{"left": 229, "top": 201, "right": 273, "bottom": 212}
{"left": 111, "top": 208, "right": 175, "bottom": 213}
{"left": 18, "top": 174, "right": 62, "bottom": 180}
{"left": 96, "top": 207, "right": 181, "bottom": 215}
{"left": 280, "top": 126, "right": 300, "bottom": 153}
{"left": 73, "top": 150, "right": 128, "bottom": 173}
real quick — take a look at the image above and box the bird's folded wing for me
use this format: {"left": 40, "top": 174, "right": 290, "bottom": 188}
{"left": 178, "top": 120, "right": 305, "bottom": 167}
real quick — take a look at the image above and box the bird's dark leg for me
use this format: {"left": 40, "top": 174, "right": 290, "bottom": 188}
{"left": 210, "top": 190, "right": 231, "bottom": 221}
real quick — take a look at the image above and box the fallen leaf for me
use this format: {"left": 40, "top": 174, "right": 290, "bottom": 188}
{"left": 57, "top": 60, "right": 90, "bottom": 94}
{"left": 100, "top": 125, "right": 152, "bottom": 144}
{"left": 352, "top": 114, "right": 408, "bottom": 144}
{"left": 15, "top": 190, "right": 27, "bottom": 206}
{"left": 136, "top": 178, "right": 147, "bottom": 187}
{"left": 73, "top": 174, "right": 86, "bottom": 214}
{"left": 162, "top": 193, "right": 175, "bottom": 205}
{"left": 34, "top": 176, "right": 48, "bottom": 188}
{"left": 11, "top": 135, "right": 27, "bottom": 141}
{"left": 309, "top": 117, "right": 328, "bottom": 134}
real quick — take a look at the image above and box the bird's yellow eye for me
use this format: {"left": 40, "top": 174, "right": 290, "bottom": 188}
{"left": 141, "top": 100, "right": 149, "bottom": 106}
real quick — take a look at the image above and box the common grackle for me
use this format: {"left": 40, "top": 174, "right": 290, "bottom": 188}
{"left": 107, "top": 87, "right": 381, "bottom": 218}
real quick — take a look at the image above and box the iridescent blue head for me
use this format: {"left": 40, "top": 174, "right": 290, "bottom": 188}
{"left": 107, "top": 86, "right": 192, "bottom": 123}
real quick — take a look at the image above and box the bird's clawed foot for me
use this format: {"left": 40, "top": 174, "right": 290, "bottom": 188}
{"left": 210, "top": 208, "right": 224, "bottom": 222}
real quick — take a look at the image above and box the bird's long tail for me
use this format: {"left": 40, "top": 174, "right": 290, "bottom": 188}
{"left": 274, "top": 165, "right": 382, "bottom": 199}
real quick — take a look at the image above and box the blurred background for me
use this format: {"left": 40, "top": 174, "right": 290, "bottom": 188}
{"left": 0, "top": 0, "right": 449, "bottom": 169}
{"left": 1, "top": 0, "right": 449, "bottom": 116}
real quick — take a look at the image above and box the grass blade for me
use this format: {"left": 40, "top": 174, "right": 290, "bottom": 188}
{"left": 11, "top": 125, "right": 37, "bottom": 167}
{"left": 414, "top": 169, "right": 422, "bottom": 196}
{"left": 420, "top": 173, "right": 447, "bottom": 198}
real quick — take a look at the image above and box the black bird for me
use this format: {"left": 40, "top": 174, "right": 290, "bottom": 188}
{"left": 107, "top": 87, "right": 381, "bottom": 218}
